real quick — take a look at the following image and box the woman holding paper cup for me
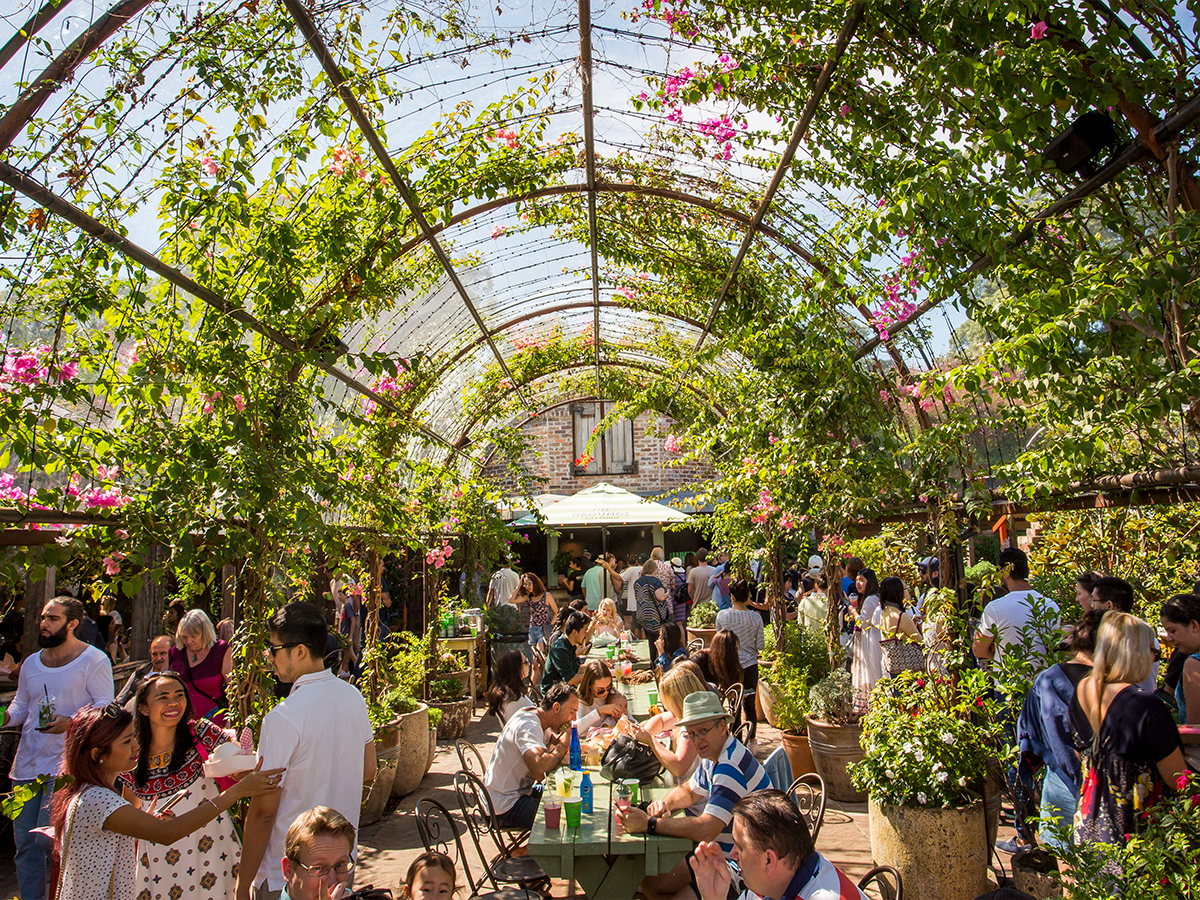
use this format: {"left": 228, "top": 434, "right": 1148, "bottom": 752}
{"left": 119, "top": 673, "right": 248, "bottom": 899}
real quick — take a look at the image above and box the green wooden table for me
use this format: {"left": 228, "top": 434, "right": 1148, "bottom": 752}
{"left": 622, "top": 680, "right": 660, "bottom": 721}
{"left": 529, "top": 770, "right": 691, "bottom": 900}
{"left": 586, "top": 641, "right": 653, "bottom": 671}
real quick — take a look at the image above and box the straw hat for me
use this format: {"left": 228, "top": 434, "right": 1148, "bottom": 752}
{"left": 674, "top": 691, "right": 731, "bottom": 728}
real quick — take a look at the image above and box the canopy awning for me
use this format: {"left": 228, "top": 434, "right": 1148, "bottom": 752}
{"left": 513, "top": 482, "right": 692, "bottom": 527}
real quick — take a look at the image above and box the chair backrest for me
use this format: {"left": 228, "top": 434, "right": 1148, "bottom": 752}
{"left": 415, "top": 797, "right": 484, "bottom": 896}
{"left": 456, "top": 739, "right": 486, "bottom": 777}
{"left": 786, "top": 772, "right": 826, "bottom": 842}
{"left": 762, "top": 746, "right": 793, "bottom": 793}
{"left": 687, "top": 637, "right": 703, "bottom": 653}
{"left": 453, "top": 768, "right": 511, "bottom": 883}
{"left": 857, "top": 865, "right": 902, "bottom": 900}
{"left": 722, "top": 683, "right": 743, "bottom": 717}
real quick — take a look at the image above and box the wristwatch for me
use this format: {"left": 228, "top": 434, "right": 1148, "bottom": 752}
{"left": 647, "top": 816, "right": 658, "bottom": 835}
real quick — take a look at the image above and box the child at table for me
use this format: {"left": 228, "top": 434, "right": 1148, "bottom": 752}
{"left": 400, "top": 850, "right": 457, "bottom": 900}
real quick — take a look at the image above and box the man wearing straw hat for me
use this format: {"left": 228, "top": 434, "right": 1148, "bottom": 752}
{"left": 618, "top": 691, "right": 770, "bottom": 900}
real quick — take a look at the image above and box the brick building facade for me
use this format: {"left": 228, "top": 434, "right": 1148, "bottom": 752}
{"left": 480, "top": 404, "right": 715, "bottom": 495}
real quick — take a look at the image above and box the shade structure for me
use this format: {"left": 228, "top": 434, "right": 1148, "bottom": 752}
{"left": 498, "top": 493, "right": 571, "bottom": 521}
{"left": 514, "top": 483, "right": 691, "bottom": 527}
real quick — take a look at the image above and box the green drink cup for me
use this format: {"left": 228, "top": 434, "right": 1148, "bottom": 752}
{"left": 563, "top": 796, "right": 582, "bottom": 828}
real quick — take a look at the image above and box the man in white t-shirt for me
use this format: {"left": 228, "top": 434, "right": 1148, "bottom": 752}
{"left": 483, "top": 682, "right": 579, "bottom": 830}
{"left": 236, "top": 602, "right": 376, "bottom": 900}
{"left": 973, "top": 548, "right": 1060, "bottom": 664}
{"left": 2, "top": 596, "right": 113, "bottom": 900}
{"left": 486, "top": 563, "right": 521, "bottom": 608}
{"left": 621, "top": 555, "right": 643, "bottom": 629}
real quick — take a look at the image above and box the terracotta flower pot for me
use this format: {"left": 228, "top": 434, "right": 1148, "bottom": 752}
{"left": 805, "top": 717, "right": 866, "bottom": 803}
{"left": 869, "top": 798, "right": 988, "bottom": 900}
{"left": 687, "top": 627, "right": 717, "bottom": 648}
{"left": 780, "top": 729, "right": 816, "bottom": 780}
{"left": 430, "top": 696, "right": 473, "bottom": 740}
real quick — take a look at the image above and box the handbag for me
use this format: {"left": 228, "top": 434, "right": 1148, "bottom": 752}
{"left": 880, "top": 635, "right": 926, "bottom": 676}
{"left": 600, "top": 734, "right": 662, "bottom": 785}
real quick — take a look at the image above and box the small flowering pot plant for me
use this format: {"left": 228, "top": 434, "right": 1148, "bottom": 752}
{"left": 850, "top": 670, "right": 1001, "bottom": 809}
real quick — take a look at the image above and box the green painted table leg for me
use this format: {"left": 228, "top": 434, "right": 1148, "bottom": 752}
{"left": 573, "top": 855, "right": 647, "bottom": 900}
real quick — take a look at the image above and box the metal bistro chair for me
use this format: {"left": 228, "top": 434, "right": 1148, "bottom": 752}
{"left": 415, "top": 797, "right": 538, "bottom": 900}
{"left": 456, "top": 738, "right": 486, "bottom": 777}
{"left": 687, "top": 637, "right": 704, "bottom": 653}
{"left": 453, "top": 769, "right": 548, "bottom": 894}
{"left": 722, "top": 683, "right": 744, "bottom": 720}
{"left": 786, "top": 772, "right": 826, "bottom": 843}
{"left": 857, "top": 865, "right": 902, "bottom": 900}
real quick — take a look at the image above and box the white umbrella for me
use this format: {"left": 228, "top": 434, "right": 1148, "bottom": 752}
{"left": 515, "top": 482, "right": 691, "bottom": 527}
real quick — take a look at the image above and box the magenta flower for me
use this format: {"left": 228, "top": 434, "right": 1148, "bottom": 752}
{"left": 839, "top": 104, "right": 850, "bottom": 118}
{"left": 491, "top": 225, "right": 507, "bottom": 239}
{"left": 96, "top": 464, "right": 120, "bottom": 481}
{"left": 1030, "top": 21, "right": 1048, "bottom": 40}
{"left": 199, "top": 155, "right": 218, "bottom": 176}
{"left": 233, "top": 394, "right": 245, "bottom": 412}
{"left": 664, "top": 434, "right": 682, "bottom": 454}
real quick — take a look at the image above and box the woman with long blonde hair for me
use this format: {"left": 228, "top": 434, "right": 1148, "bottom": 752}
{"left": 592, "top": 598, "right": 623, "bottom": 642}
{"left": 1069, "top": 611, "right": 1185, "bottom": 851}
{"left": 632, "top": 667, "right": 708, "bottom": 811}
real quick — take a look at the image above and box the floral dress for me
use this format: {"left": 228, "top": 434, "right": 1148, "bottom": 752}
{"left": 119, "top": 719, "right": 241, "bottom": 900}
{"left": 1068, "top": 685, "right": 1182, "bottom": 853}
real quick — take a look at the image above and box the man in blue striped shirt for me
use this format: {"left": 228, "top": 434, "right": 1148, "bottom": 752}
{"left": 619, "top": 692, "right": 771, "bottom": 899}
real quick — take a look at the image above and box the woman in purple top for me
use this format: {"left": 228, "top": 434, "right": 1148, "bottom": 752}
{"left": 168, "top": 609, "right": 232, "bottom": 725}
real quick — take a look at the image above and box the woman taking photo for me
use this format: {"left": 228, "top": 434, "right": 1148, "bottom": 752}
{"left": 485, "top": 650, "right": 534, "bottom": 723}
{"left": 1160, "top": 593, "right": 1200, "bottom": 723}
{"left": 632, "top": 667, "right": 708, "bottom": 812}
{"left": 123, "top": 673, "right": 242, "bottom": 899}
{"left": 511, "top": 572, "right": 558, "bottom": 651}
{"left": 52, "top": 704, "right": 281, "bottom": 900}
{"left": 575, "top": 660, "right": 628, "bottom": 731}
{"left": 851, "top": 567, "right": 883, "bottom": 703}
{"left": 1069, "top": 611, "right": 1186, "bottom": 850}
{"left": 169, "top": 610, "right": 232, "bottom": 725}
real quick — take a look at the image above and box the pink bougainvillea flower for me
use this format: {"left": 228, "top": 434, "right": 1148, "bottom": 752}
{"left": 839, "top": 104, "right": 850, "bottom": 118}
{"left": 56, "top": 360, "right": 78, "bottom": 380}
{"left": 879, "top": 389, "right": 891, "bottom": 402}
{"left": 491, "top": 225, "right": 507, "bottom": 239}
{"left": 202, "top": 397, "right": 215, "bottom": 414}
{"left": 1030, "top": 21, "right": 1048, "bottom": 40}
{"left": 199, "top": 155, "right": 218, "bottom": 176}
{"left": 82, "top": 487, "right": 131, "bottom": 509}
{"left": 233, "top": 394, "right": 245, "bottom": 412}
{"left": 115, "top": 529, "right": 129, "bottom": 540}
{"left": 102, "top": 554, "right": 123, "bottom": 576}
{"left": 919, "top": 397, "right": 935, "bottom": 412}
{"left": 664, "top": 434, "right": 682, "bottom": 454}
{"left": 96, "top": 464, "right": 120, "bottom": 481}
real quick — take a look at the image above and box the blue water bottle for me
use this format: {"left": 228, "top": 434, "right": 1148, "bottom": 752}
{"left": 569, "top": 724, "right": 582, "bottom": 770}
{"left": 580, "top": 772, "right": 593, "bottom": 814}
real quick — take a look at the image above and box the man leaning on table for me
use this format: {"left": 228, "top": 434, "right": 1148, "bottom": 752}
{"left": 619, "top": 691, "right": 771, "bottom": 900}
{"left": 692, "top": 791, "right": 868, "bottom": 900}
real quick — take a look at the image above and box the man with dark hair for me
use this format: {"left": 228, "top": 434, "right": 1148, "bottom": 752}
{"left": 691, "top": 790, "right": 867, "bottom": 900}
{"left": 1, "top": 596, "right": 113, "bottom": 900}
{"left": 237, "top": 602, "right": 375, "bottom": 900}
{"left": 540, "top": 610, "right": 591, "bottom": 690}
{"left": 483, "top": 682, "right": 579, "bottom": 830}
{"left": 1091, "top": 575, "right": 1135, "bottom": 613}
{"left": 973, "top": 547, "right": 1060, "bottom": 663}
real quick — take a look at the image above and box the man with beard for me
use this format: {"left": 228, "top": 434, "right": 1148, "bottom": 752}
{"left": 1, "top": 596, "right": 113, "bottom": 900}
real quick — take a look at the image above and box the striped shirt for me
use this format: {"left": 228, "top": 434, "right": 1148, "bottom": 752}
{"left": 690, "top": 734, "right": 772, "bottom": 857}
{"left": 739, "top": 851, "right": 868, "bottom": 900}
{"left": 715, "top": 608, "right": 766, "bottom": 669}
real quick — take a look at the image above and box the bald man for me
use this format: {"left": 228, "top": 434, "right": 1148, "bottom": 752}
{"left": 116, "top": 634, "right": 173, "bottom": 707}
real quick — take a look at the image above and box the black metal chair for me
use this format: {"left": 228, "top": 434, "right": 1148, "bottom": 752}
{"left": 687, "top": 637, "right": 704, "bottom": 653}
{"left": 456, "top": 738, "right": 486, "bottom": 777}
{"left": 415, "top": 797, "right": 538, "bottom": 900}
{"left": 857, "top": 865, "right": 902, "bottom": 900}
{"left": 786, "top": 772, "right": 826, "bottom": 842}
{"left": 452, "top": 769, "right": 548, "bottom": 893}
{"left": 722, "top": 683, "right": 744, "bottom": 720}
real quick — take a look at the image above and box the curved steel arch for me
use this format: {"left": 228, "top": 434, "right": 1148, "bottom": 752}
{"left": 445, "top": 358, "right": 720, "bottom": 462}
{"left": 439, "top": 298, "right": 711, "bottom": 373}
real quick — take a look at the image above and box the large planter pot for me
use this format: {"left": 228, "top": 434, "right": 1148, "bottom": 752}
{"left": 389, "top": 703, "right": 432, "bottom": 799}
{"left": 780, "top": 730, "right": 816, "bottom": 779}
{"left": 442, "top": 668, "right": 472, "bottom": 695}
{"left": 757, "top": 679, "right": 781, "bottom": 728}
{"left": 869, "top": 798, "right": 988, "bottom": 900}
{"left": 361, "top": 719, "right": 401, "bottom": 826}
{"left": 687, "top": 627, "right": 717, "bottom": 648}
{"left": 805, "top": 717, "right": 867, "bottom": 803}
{"left": 430, "top": 696, "right": 473, "bottom": 740}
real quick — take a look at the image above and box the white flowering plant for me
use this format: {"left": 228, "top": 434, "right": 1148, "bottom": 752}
{"left": 850, "top": 669, "right": 1001, "bottom": 809}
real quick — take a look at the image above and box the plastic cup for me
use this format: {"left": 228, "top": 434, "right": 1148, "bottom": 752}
{"left": 606, "top": 646, "right": 615, "bottom": 659}
{"left": 622, "top": 778, "right": 640, "bottom": 806}
{"left": 647, "top": 688, "right": 659, "bottom": 707}
{"left": 563, "top": 796, "right": 582, "bottom": 828}
{"left": 543, "top": 797, "right": 562, "bottom": 829}
{"left": 556, "top": 770, "right": 573, "bottom": 798}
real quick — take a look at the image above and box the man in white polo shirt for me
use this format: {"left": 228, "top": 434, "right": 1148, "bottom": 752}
{"left": 236, "top": 602, "right": 376, "bottom": 900}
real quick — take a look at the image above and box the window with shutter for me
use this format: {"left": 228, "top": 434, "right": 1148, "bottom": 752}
{"left": 571, "top": 402, "right": 637, "bottom": 475}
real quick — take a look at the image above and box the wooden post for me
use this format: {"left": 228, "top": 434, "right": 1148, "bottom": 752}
{"left": 22, "top": 554, "right": 55, "bottom": 653}
{"left": 130, "top": 544, "right": 167, "bottom": 659}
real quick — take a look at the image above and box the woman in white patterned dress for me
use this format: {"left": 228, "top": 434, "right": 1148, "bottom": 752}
{"left": 120, "top": 672, "right": 243, "bottom": 900}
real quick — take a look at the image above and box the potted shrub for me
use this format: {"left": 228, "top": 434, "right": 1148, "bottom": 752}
{"left": 804, "top": 669, "right": 867, "bottom": 803}
{"left": 760, "top": 623, "right": 829, "bottom": 776}
{"left": 687, "top": 600, "right": 718, "bottom": 646}
{"left": 850, "top": 670, "right": 1001, "bottom": 900}
{"left": 373, "top": 630, "right": 435, "bottom": 801}
{"left": 428, "top": 675, "right": 473, "bottom": 740}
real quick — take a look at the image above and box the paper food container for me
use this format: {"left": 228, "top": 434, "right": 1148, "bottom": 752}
{"left": 203, "top": 742, "right": 259, "bottom": 778}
